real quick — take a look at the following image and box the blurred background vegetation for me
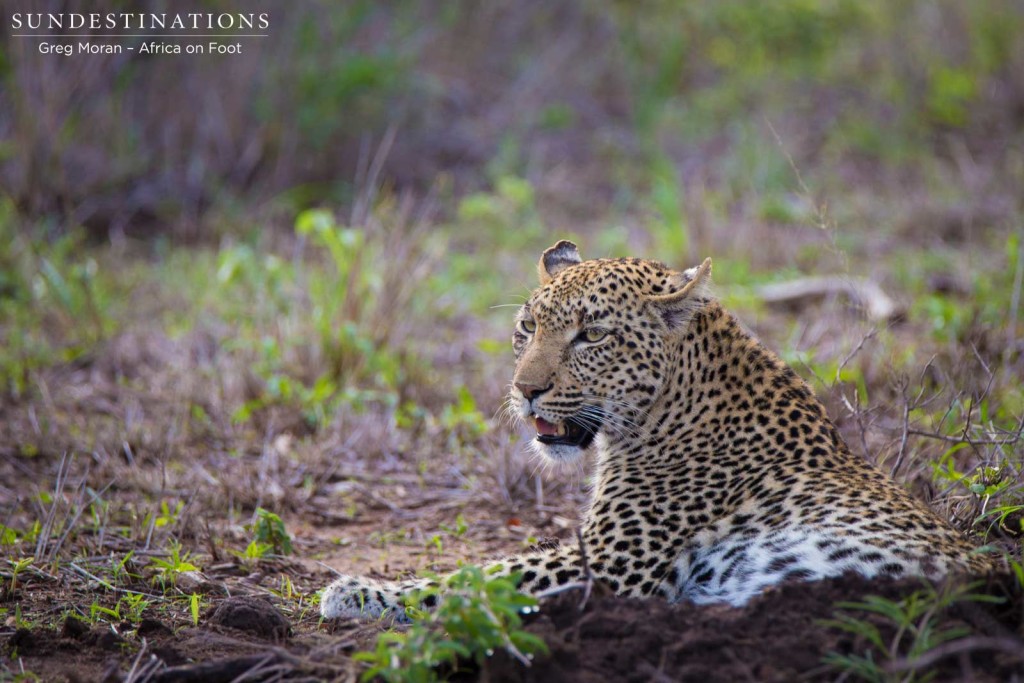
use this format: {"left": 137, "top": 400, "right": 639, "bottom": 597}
{"left": 4, "top": 0, "right": 1022, "bottom": 237}
{"left": 1, "top": 0, "right": 1023, "bottom": 552}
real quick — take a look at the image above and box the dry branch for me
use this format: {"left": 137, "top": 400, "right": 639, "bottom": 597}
{"left": 757, "top": 276, "right": 902, "bottom": 322}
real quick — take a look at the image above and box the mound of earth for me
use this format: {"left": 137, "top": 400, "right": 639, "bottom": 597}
{"left": 482, "top": 573, "right": 1024, "bottom": 683}
{"left": 4, "top": 574, "right": 1022, "bottom": 682}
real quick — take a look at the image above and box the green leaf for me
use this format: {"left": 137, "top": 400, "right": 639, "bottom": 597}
{"left": 294, "top": 208, "right": 335, "bottom": 236}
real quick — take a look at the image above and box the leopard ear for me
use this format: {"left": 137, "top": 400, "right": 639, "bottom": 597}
{"left": 538, "top": 240, "right": 582, "bottom": 285}
{"left": 649, "top": 258, "right": 712, "bottom": 330}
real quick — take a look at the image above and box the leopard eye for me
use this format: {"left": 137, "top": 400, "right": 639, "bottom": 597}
{"left": 519, "top": 319, "right": 537, "bottom": 335}
{"left": 578, "top": 328, "right": 607, "bottom": 344}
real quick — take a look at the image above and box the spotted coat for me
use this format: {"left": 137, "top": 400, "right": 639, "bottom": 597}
{"left": 319, "top": 242, "right": 994, "bottom": 620}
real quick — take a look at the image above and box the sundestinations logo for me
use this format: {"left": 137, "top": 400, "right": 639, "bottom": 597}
{"left": 11, "top": 12, "right": 270, "bottom": 56}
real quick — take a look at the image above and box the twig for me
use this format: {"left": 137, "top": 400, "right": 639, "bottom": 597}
{"left": 123, "top": 639, "right": 161, "bottom": 683}
{"left": 66, "top": 562, "right": 157, "bottom": 598}
{"left": 836, "top": 328, "right": 877, "bottom": 380}
{"left": 350, "top": 125, "right": 397, "bottom": 227}
{"left": 1004, "top": 236, "right": 1023, "bottom": 368}
{"left": 885, "top": 636, "right": 1024, "bottom": 672}
{"left": 575, "top": 529, "right": 594, "bottom": 612}
{"left": 35, "top": 452, "right": 72, "bottom": 561}
{"left": 50, "top": 478, "right": 112, "bottom": 562}
{"left": 905, "top": 425, "right": 1024, "bottom": 446}
{"left": 890, "top": 394, "right": 912, "bottom": 478}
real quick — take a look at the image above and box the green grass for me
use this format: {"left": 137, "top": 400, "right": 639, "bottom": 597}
{"left": 0, "top": 202, "right": 121, "bottom": 398}
{"left": 822, "top": 582, "right": 1005, "bottom": 682}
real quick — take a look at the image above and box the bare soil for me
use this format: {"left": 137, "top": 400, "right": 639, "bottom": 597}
{"left": 6, "top": 570, "right": 1023, "bottom": 682}
{"left": 484, "top": 574, "right": 1024, "bottom": 683}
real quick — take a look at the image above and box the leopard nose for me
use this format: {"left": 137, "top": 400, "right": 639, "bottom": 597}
{"left": 515, "top": 382, "right": 552, "bottom": 400}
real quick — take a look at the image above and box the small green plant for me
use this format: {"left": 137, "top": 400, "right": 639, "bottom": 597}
{"left": 108, "top": 551, "right": 140, "bottom": 586}
{"left": 294, "top": 208, "right": 409, "bottom": 397}
{"left": 152, "top": 501, "right": 184, "bottom": 529}
{"left": 931, "top": 446, "right": 1020, "bottom": 526}
{"left": 9, "top": 603, "right": 37, "bottom": 630}
{"left": 822, "top": 582, "right": 1003, "bottom": 682}
{"left": 438, "top": 388, "right": 488, "bottom": 443}
{"left": 355, "top": 565, "right": 547, "bottom": 683}
{"left": 267, "top": 574, "right": 319, "bottom": 620}
{"left": 440, "top": 514, "right": 469, "bottom": 539}
{"left": 149, "top": 541, "right": 200, "bottom": 589}
{"left": 1, "top": 524, "right": 20, "bottom": 545}
{"left": 89, "top": 600, "right": 121, "bottom": 625}
{"left": 91, "top": 594, "right": 161, "bottom": 628}
{"left": 251, "top": 507, "right": 294, "bottom": 556}
{"left": 120, "top": 593, "right": 150, "bottom": 622}
{"left": 7, "top": 556, "right": 35, "bottom": 593}
{"left": 270, "top": 574, "right": 305, "bottom": 602}
{"left": 189, "top": 593, "right": 201, "bottom": 626}
{"left": 232, "top": 539, "right": 274, "bottom": 569}
{"left": 426, "top": 534, "right": 444, "bottom": 556}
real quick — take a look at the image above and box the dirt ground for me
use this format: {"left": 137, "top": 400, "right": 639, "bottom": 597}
{"left": 5, "top": 570, "right": 1022, "bottom": 682}
{"left": 484, "top": 574, "right": 1024, "bottom": 683}
{"left": 2, "top": 256, "right": 1023, "bottom": 682}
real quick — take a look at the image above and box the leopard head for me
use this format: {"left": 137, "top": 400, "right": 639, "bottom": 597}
{"left": 511, "top": 240, "right": 712, "bottom": 462}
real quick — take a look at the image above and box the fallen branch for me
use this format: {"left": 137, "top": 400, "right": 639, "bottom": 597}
{"left": 757, "top": 276, "right": 901, "bottom": 322}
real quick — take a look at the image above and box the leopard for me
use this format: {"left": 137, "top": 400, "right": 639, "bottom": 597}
{"left": 320, "top": 240, "right": 995, "bottom": 620}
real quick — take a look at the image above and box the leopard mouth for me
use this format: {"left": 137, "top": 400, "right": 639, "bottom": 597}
{"left": 531, "top": 412, "right": 603, "bottom": 450}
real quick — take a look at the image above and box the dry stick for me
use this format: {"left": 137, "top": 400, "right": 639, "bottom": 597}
{"left": 906, "top": 423, "right": 1024, "bottom": 446}
{"left": 836, "top": 328, "right": 877, "bottom": 379}
{"left": 351, "top": 124, "right": 397, "bottom": 228}
{"left": 834, "top": 328, "right": 877, "bottom": 463}
{"left": 575, "top": 528, "right": 594, "bottom": 612}
{"left": 767, "top": 118, "right": 850, "bottom": 275}
{"left": 885, "top": 635, "right": 1024, "bottom": 672}
{"left": 227, "top": 655, "right": 287, "bottom": 683}
{"left": 129, "top": 661, "right": 164, "bottom": 683}
{"left": 122, "top": 638, "right": 158, "bottom": 683}
{"left": 1004, "top": 236, "right": 1024, "bottom": 369}
{"left": 35, "top": 451, "right": 71, "bottom": 560}
{"left": 50, "top": 478, "right": 113, "bottom": 563}
{"left": 932, "top": 391, "right": 960, "bottom": 440}
{"left": 66, "top": 562, "right": 158, "bottom": 598}
{"left": 890, "top": 398, "right": 912, "bottom": 478}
